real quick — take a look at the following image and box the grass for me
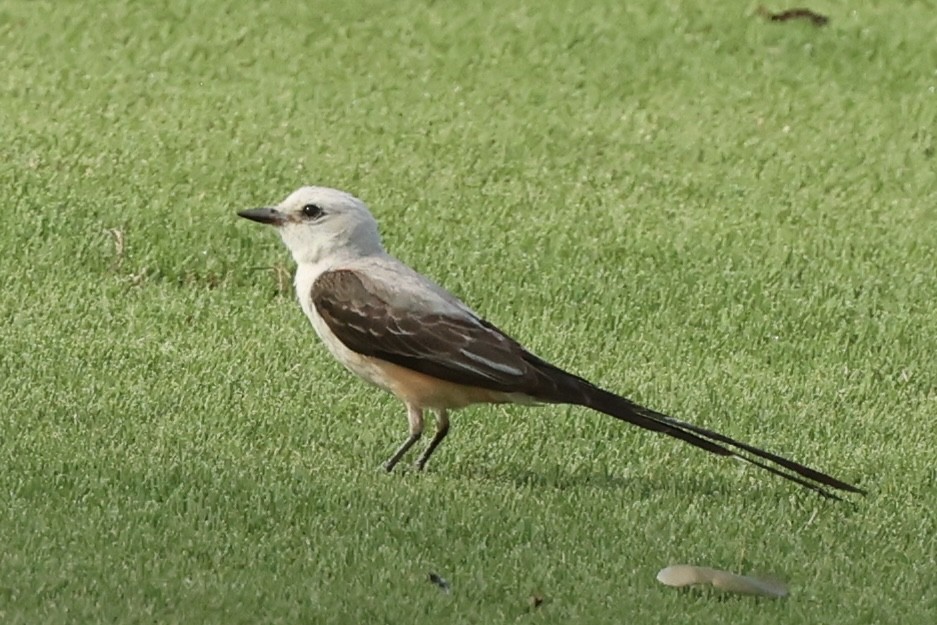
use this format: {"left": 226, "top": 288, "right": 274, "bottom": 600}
{"left": 2, "top": 0, "right": 936, "bottom": 622}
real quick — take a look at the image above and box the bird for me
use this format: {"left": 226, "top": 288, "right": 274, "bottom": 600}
{"left": 237, "top": 186, "right": 863, "bottom": 499}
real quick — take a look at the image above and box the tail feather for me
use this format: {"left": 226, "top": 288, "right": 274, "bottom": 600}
{"left": 574, "top": 385, "right": 864, "bottom": 498}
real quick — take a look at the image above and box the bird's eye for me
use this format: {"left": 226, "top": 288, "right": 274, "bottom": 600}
{"left": 301, "top": 203, "right": 324, "bottom": 219}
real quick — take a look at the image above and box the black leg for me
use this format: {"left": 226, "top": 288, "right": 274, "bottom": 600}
{"left": 415, "top": 410, "right": 449, "bottom": 471}
{"left": 383, "top": 404, "right": 424, "bottom": 472}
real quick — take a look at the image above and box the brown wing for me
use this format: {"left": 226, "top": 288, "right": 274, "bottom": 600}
{"left": 311, "top": 269, "right": 567, "bottom": 394}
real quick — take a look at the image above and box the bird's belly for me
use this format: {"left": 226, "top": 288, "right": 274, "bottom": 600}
{"left": 365, "top": 360, "right": 516, "bottom": 409}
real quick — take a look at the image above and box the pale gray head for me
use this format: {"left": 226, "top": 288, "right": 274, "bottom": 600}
{"left": 238, "top": 186, "right": 385, "bottom": 265}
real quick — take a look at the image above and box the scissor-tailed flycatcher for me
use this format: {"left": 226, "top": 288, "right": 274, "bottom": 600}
{"left": 238, "top": 186, "right": 863, "bottom": 499}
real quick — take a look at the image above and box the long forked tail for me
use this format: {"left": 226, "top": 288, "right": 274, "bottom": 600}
{"left": 573, "top": 385, "right": 864, "bottom": 500}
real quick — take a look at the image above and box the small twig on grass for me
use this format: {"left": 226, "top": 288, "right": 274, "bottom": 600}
{"left": 247, "top": 264, "right": 293, "bottom": 295}
{"left": 272, "top": 263, "right": 291, "bottom": 294}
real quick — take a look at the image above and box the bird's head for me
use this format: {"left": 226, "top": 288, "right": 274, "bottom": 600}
{"left": 238, "top": 186, "right": 385, "bottom": 265}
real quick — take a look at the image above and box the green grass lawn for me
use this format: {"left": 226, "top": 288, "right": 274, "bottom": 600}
{"left": 2, "top": 0, "right": 936, "bottom": 622}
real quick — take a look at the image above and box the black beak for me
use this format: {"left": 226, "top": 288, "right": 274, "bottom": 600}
{"left": 237, "top": 207, "right": 285, "bottom": 226}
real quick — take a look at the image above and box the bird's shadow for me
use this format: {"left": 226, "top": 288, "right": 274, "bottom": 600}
{"left": 447, "top": 461, "right": 735, "bottom": 500}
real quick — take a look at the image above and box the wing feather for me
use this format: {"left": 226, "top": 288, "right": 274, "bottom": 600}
{"left": 311, "top": 269, "right": 545, "bottom": 392}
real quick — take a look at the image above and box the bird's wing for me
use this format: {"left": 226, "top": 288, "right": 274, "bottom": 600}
{"left": 311, "top": 268, "right": 544, "bottom": 392}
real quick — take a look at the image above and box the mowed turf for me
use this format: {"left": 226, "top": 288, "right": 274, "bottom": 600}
{"left": 2, "top": 0, "right": 936, "bottom": 623}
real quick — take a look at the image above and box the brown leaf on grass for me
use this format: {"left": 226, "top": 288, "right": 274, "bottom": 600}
{"left": 756, "top": 6, "right": 829, "bottom": 26}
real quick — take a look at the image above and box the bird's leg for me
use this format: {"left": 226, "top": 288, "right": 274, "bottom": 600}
{"left": 383, "top": 404, "right": 424, "bottom": 472}
{"left": 415, "top": 410, "right": 450, "bottom": 471}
